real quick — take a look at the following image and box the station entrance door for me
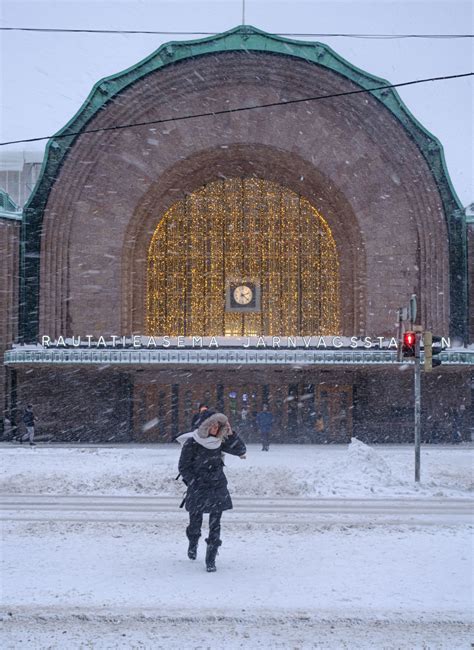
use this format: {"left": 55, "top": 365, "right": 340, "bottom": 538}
{"left": 133, "top": 373, "right": 353, "bottom": 443}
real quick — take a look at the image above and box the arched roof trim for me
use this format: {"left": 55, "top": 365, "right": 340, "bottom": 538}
{"left": 26, "top": 24, "right": 463, "bottom": 214}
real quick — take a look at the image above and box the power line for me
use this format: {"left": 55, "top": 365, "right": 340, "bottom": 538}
{"left": 0, "top": 26, "right": 473, "bottom": 38}
{"left": 0, "top": 72, "right": 472, "bottom": 147}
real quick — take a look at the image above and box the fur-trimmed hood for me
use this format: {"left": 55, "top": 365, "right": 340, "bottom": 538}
{"left": 197, "top": 412, "right": 232, "bottom": 440}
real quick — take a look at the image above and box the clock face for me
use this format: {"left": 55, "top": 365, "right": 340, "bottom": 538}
{"left": 233, "top": 285, "right": 253, "bottom": 305}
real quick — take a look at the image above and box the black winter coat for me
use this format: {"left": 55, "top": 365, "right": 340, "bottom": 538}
{"left": 23, "top": 410, "right": 34, "bottom": 427}
{"left": 178, "top": 433, "right": 246, "bottom": 514}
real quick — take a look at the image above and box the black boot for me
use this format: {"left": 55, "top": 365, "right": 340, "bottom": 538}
{"left": 187, "top": 537, "right": 199, "bottom": 560}
{"left": 186, "top": 530, "right": 200, "bottom": 560}
{"left": 205, "top": 538, "right": 222, "bottom": 572}
{"left": 186, "top": 513, "right": 203, "bottom": 561}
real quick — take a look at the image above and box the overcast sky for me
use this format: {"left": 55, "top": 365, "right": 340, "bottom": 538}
{"left": 0, "top": 0, "right": 472, "bottom": 204}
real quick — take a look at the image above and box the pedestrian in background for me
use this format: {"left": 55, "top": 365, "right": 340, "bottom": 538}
{"left": 191, "top": 403, "right": 213, "bottom": 430}
{"left": 21, "top": 405, "right": 36, "bottom": 446}
{"left": 256, "top": 404, "right": 273, "bottom": 451}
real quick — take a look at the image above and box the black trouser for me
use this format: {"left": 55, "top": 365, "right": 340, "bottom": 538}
{"left": 260, "top": 431, "right": 270, "bottom": 449}
{"left": 186, "top": 511, "right": 222, "bottom": 545}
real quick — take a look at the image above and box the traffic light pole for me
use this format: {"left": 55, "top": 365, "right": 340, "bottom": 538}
{"left": 414, "top": 354, "right": 421, "bottom": 482}
{"left": 401, "top": 295, "right": 422, "bottom": 482}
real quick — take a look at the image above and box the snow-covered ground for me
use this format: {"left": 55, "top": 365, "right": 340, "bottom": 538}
{"left": 1, "top": 440, "right": 473, "bottom": 648}
{"left": 2, "top": 520, "right": 473, "bottom": 648}
{"left": 1, "top": 439, "right": 473, "bottom": 498}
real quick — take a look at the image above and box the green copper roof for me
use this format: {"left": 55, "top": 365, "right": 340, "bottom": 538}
{"left": 20, "top": 25, "right": 468, "bottom": 341}
{"left": 27, "top": 24, "right": 464, "bottom": 213}
{"left": 0, "top": 188, "right": 22, "bottom": 221}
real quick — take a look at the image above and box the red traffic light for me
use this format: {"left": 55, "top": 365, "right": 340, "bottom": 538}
{"left": 402, "top": 331, "right": 416, "bottom": 358}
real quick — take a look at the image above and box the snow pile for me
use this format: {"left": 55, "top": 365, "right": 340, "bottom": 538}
{"left": 289, "top": 438, "right": 402, "bottom": 497}
{"left": 337, "top": 437, "right": 396, "bottom": 485}
{"left": 1, "top": 441, "right": 472, "bottom": 498}
{"left": 0, "top": 447, "right": 182, "bottom": 497}
{"left": 227, "top": 439, "right": 400, "bottom": 497}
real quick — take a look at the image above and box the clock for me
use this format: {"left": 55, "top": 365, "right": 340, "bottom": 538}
{"left": 226, "top": 281, "right": 260, "bottom": 312}
{"left": 233, "top": 284, "right": 253, "bottom": 305}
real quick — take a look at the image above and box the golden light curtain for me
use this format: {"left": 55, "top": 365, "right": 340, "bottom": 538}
{"left": 146, "top": 178, "right": 340, "bottom": 336}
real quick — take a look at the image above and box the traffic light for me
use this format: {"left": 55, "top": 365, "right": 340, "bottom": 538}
{"left": 402, "top": 331, "right": 417, "bottom": 358}
{"left": 431, "top": 336, "right": 444, "bottom": 367}
{"left": 423, "top": 332, "right": 444, "bottom": 371}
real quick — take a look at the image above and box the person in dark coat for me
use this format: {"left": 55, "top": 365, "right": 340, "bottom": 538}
{"left": 256, "top": 404, "right": 273, "bottom": 451}
{"left": 176, "top": 412, "right": 246, "bottom": 572}
{"left": 21, "top": 405, "right": 36, "bottom": 446}
{"left": 190, "top": 404, "right": 213, "bottom": 430}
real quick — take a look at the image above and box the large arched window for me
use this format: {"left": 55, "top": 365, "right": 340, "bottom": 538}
{"left": 146, "top": 178, "right": 340, "bottom": 336}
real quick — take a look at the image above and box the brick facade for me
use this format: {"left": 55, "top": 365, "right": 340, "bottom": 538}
{"left": 10, "top": 366, "right": 471, "bottom": 443}
{"left": 2, "top": 34, "right": 472, "bottom": 443}
{"left": 0, "top": 218, "right": 19, "bottom": 427}
{"left": 36, "top": 51, "right": 449, "bottom": 340}
{"left": 14, "top": 368, "right": 131, "bottom": 442}
{"left": 468, "top": 224, "right": 474, "bottom": 342}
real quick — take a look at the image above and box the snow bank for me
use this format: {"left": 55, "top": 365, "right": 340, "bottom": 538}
{"left": 1, "top": 441, "right": 472, "bottom": 498}
{"left": 4, "top": 614, "right": 473, "bottom": 650}
{"left": 294, "top": 438, "right": 398, "bottom": 497}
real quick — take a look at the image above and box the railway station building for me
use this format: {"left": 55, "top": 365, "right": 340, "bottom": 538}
{"left": 1, "top": 27, "right": 473, "bottom": 443}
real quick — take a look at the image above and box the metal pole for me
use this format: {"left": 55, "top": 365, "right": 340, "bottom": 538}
{"left": 410, "top": 294, "right": 417, "bottom": 327}
{"left": 414, "top": 339, "right": 421, "bottom": 482}
{"left": 396, "top": 308, "right": 403, "bottom": 362}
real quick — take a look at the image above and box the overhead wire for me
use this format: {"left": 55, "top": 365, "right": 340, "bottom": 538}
{"left": 0, "top": 72, "right": 472, "bottom": 147}
{"left": 0, "top": 26, "right": 473, "bottom": 38}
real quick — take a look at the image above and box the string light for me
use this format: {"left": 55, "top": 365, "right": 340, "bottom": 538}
{"left": 146, "top": 178, "right": 340, "bottom": 336}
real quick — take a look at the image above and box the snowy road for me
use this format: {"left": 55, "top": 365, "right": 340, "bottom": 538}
{"left": 2, "top": 518, "right": 473, "bottom": 649}
{"left": 1, "top": 493, "right": 473, "bottom": 525}
{"left": 2, "top": 444, "right": 473, "bottom": 647}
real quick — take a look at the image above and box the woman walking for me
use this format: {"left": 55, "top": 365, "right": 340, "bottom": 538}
{"left": 177, "top": 413, "right": 246, "bottom": 572}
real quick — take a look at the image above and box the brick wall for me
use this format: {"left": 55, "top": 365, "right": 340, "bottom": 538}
{"left": 352, "top": 368, "right": 471, "bottom": 442}
{"left": 33, "top": 51, "right": 449, "bottom": 341}
{"left": 468, "top": 224, "right": 474, "bottom": 343}
{"left": 0, "top": 218, "right": 19, "bottom": 429}
{"left": 10, "top": 365, "right": 472, "bottom": 443}
{"left": 15, "top": 369, "right": 132, "bottom": 442}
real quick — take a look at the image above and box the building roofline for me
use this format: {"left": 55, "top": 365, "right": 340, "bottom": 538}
{"left": 0, "top": 211, "right": 22, "bottom": 221}
{"left": 20, "top": 25, "right": 468, "bottom": 342}
{"left": 4, "top": 346, "right": 474, "bottom": 368}
{"left": 0, "top": 188, "right": 22, "bottom": 221}
{"left": 26, "top": 24, "right": 463, "bottom": 213}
